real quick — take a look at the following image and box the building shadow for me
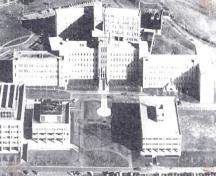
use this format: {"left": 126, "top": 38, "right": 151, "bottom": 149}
{"left": 140, "top": 31, "right": 154, "bottom": 52}
{"left": 67, "top": 79, "right": 99, "bottom": 91}
{"left": 174, "top": 64, "right": 200, "bottom": 101}
{"left": 22, "top": 16, "right": 56, "bottom": 51}
{"left": 0, "top": 60, "right": 13, "bottom": 83}
{"left": 19, "top": 0, "right": 35, "bottom": 5}
{"left": 59, "top": 6, "right": 94, "bottom": 42}
{"left": 111, "top": 103, "right": 142, "bottom": 156}
{"left": 141, "top": 10, "right": 162, "bottom": 30}
{"left": 109, "top": 55, "right": 143, "bottom": 91}
{"left": 22, "top": 16, "right": 56, "bottom": 36}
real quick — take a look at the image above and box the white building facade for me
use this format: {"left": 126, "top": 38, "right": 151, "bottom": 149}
{"left": 29, "top": 100, "right": 70, "bottom": 150}
{"left": 49, "top": 37, "right": 98, "bottom": 87}
{"left": 142, "top": 55, "right": 198, "bottom": 88}
{"left": 0, "top": 83, "right": 25, "bottom": 155}
{"left": 103, "top": 8, "right": 141, "bottom": 42}
{"left": 13, "top": 51, "right": 62, "bottom": 87}
{"left": 140, "top": 96, "right": 181, "bottom": 157}
{"left": 98, "top": 39, "right": 148, "bottom": 82}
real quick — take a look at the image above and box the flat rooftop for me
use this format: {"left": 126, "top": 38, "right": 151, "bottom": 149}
{"left": 14, "top": 51, "right": 61, "bottom": 59}
{"left": 33, "top": 99, "right": 70, "bottom": 124}
{"left": 0, "top": 83, "right": 24, "bottom": 120}
{"left": 49, "top": 37, "right": 93, "bottom": 51}
{"left": 145, "top": 55, "right": 198, "bottom": 64}
{"left": 141, "top": 10, "right": 163, "bottom": 30}
{"left": 104, "top": 7, "right": 140, "bottom": 16}
{"left": 140, "top": 96, "right": 181, "bottom": 137}
{"left": 40, "top": 99, "right": 62, "bottom": 115}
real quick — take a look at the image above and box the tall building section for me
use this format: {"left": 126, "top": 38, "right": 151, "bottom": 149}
{"left": 49, "top": 37, "right": 98, "bottom": 87}
{"left": 103, "top": 8, "right": 141, "bottom": 42}
{"left": 0, "top": 83, "right": 25, "bottom": 164}
{"left": 93, "top": 1, "right": 103, "bottom": 29}
{"left": 195, "top": 42, "right": 216, "bottom": 104}
{"left": 98, "top": 39, "right": 148, "bottom": 82}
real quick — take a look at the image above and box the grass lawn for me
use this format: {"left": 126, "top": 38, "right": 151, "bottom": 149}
{"left": 140, "top": 0, "right": 215, "bottom": 44}
{"left": 178, "top": 109, "right": 216, "bottom": 151}
{"left": 28, "top": 150, "right": 79, "bottom": 166}
{"left": 0, "top": 6, "right": 30, "bottom": 46}
{"left": 72, "top": 100, "right": 132, "bottom": 167}
{"left": 83, "top": 123, "right": 112, "bottom": 149}
{"left": 83, "top": 150, "right": 129, "bottom": 167}
{"left": 163, "top": 0, "right": 215, "bottom": 44}
{"left": 152, "top": 21, "right": 196, "bottom": 54}
{"left": 84, "top": 101, "right": 101, "bottom": 120}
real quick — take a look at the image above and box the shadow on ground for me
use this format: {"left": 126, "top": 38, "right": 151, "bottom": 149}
{"left": 111, "top": 103, "right": 142, "bottom": 160}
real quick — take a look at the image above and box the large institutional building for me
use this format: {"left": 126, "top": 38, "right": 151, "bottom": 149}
{"left": 11, "top": 1, "right": 216, "bottom": 104}
{"left": 0, "top": 83, "right": 25, "bottom": 164}
{"left": 28, "top": 99, "right": 71, "bottom": 150}
{"left": 140, "top": 96, "right": 181, "bottom": 157}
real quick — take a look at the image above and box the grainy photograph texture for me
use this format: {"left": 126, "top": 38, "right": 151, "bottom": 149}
{"left": 0, "top": 0, "right": 215, "bottom": 175}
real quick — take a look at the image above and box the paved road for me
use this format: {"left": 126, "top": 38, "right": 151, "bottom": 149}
{"left": 3, "top": 164, "right": 216, "bottom": 176}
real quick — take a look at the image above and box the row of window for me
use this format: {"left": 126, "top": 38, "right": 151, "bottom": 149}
{"left": 0, "top": 112, "right": 13, "bottom": 118}
{"left": 110, "top": 53, "right": 138, "bottom": 57}
{"left": 17, "top": 64, "right": 57, "bottom": 68}
{"left": 33, "top": 128, "right": 68, "bottom": 131}
{"left": 67, "top": 58, "right": 96, "bottom": 62}
{"left": 109, "top": 63, "right": 138, "bottom": 67}
{"left": 143, "top": 143, "right": 181, "bottom": 146}
{"left": 0, "top": 125, "right": 19, "bottom": 128}
{"left": 18, "top": 69, "right": 57, "bottom": 73}
{"left": 143, "top": 148, "right": 179, "bottom": 151}
{"left": 68, "top": 52, "right": 96, "bottom": 56}
{"left": 15, "top": 76, "right": 58, "bottom": 80}
{"left": 105, "top": 30, "right": 139, "bottom": 37}
{"left": 0, "top": 147, "right": 19, "bottom": 151}
{"left": 69, "top": 63, "right": 95, "bottom": 67}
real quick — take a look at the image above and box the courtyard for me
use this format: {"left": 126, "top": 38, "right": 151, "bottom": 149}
{"left": 25, "top": 92, "right": 216, "bottom": 167}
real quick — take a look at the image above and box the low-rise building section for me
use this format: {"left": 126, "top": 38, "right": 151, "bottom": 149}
{"left": 142, "top": 55, "right": 198, "bottom": 88}
{"left": 28, "top": 99, "right": 70, "bottom": 150}
{"left": 140, "top": 96, "right": 181, "bottom": 157}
